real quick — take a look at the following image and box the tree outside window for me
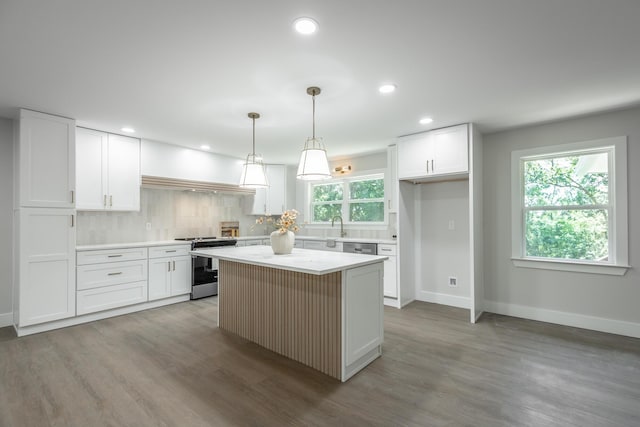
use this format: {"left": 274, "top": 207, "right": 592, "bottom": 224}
{"left": 522, "top": 149, "right": 611, "bottom": 261}
{"left": 310, "top": 174, "right": 385, "bottom": 224}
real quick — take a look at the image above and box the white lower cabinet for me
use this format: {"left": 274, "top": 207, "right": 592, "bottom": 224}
{"left": 76, "top": 248, "right": 148, "bottom": 315}
{"left": 148, "top": 245, "right": 191, "bottom": 301}
{"left": 378, "top": 244, "right": 398, "bottom": 298}
{"left": 17, "top": 208, "right": 76, "bottom": 327}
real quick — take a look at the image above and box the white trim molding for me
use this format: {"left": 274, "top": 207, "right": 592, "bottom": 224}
{"left": 512, "top": 258, "right": 630, "bottom": 276}
{"left": 0, "top": 312, "right": 13, "bottom": 328}
{"left": 417, "top": 291, "right": 470, "bottom": 309}
{"left": 484, "top": 300, "right": 640, "bottom": 339}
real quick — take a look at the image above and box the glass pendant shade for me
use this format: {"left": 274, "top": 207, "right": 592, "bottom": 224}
{"left": 239, "top": 112, "right": 269, "bottom": 188}
{"left": 239, "top": 154, "right": 269, "bottom": 188}
{"left": 296, "top": 137, "right": 331, "bottom": 180}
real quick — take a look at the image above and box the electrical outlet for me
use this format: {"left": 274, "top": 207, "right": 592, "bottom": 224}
{"left": 145, "top": 222, "right": 152, "bottom": 230}
{"left": 448, "top": 276, "right": 458, "bottom": 287}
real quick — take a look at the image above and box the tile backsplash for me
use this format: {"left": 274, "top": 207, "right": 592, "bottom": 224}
{"left": 76, "top": 188, "right": 258, "bottom": 245}
{"left": 77, "top": 188, "right": 397, "bottom": 245}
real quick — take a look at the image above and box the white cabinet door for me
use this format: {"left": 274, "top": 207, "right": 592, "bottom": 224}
{"left": 18, "top": 208, "right": 76, "bottom": 326}
{"left": 397, "top": 132, "right": 433, "bottom": 180}
{"left": 250, "top": 188, "right": 268, "bottom": 215}
{"left": 383, "top": 256, "right": 398, "bottom": 298}
{"left": 247, "top": 164, "right": 286, "bottom": 215}
{"left": 76, "top": 129, "right": 140, "bottom": 211}
{"left": 386, "top": 145, "right": 398, "bottom": 213}
{"left": 431, "top": 124, "right": 468, "bottom": 175}
{"left": 170, "top": 256, "right": 191, "bottom": 296}
{"left": 107, "top": 134, "right": 140, "bottom": 211}
{"left": 19, "top": 109, "right": 75, "bottom": 208}
{"left": 266, "top": 165, "right": 286, "bottom": 215}
{"left": 148, "top": 258, "right": 171, "bottom": 301}
{"left": 76, "top": 128, "right": 107, "bottom": 209}
{"left": 397, "top": 124, "right": 469, "bottom": 180}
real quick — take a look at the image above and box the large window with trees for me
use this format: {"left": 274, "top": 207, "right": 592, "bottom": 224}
{"left": 309, "top": 173, "right": 385, "bottom": 224}
{"left": 511, "top": 137, "right": 628, "bottom": 275}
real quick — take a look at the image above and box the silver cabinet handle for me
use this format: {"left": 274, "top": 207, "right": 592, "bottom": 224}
{"left": 70, "top": 214, "right": 75, "bottom": 227}
{"left": 431, "top": 159, "right": 434, "bottom": 171}
{"left": 104, "top": 195, "right": 107, "bottom": 207}
{"left": 381, "top": 248, "right": 392, "bottom": 252}
{"left": 172, "top": 261, "right": 176, "bottom": 271}
{"left": 165, "top": 250, "right": 177, "bottom": 253}
{"left": 426, "top": 160, "right": 429, "bottom": 173}
{"left": 71, "top": 190, "right": 75, "bottom": 204}
{"left": 108, "top": 254, "right": 123, "bottom": 258}
{"left": 108, "top": 272, "right": 122, "bottom": 276}
{"left": 110, "top": 195, "right": 113, "bottom": 207}
{"left": 168, "top": 261, "right": 171, "bottom": 272}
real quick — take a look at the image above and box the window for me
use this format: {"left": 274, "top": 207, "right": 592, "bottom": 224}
{"left": 511, "top": 137, "right": 628, "bottom": 275}
{"left": 309, "top": 173, "right": 385, "bottom": 224}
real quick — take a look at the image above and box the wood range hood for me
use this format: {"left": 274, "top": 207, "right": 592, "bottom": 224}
{"left": 141, "top": 175, "right": 256, "bottom": 195}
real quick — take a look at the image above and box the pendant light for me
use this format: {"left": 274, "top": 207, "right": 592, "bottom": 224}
{"left": 296, "top": 86, "right": 331, "bottom": 180}
{"left": 239, "top": 112, "right": 269, "bottom": 188}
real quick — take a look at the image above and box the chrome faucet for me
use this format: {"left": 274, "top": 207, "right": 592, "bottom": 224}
{"left": 331, "top": 215, "right": 347, "bottom": 237}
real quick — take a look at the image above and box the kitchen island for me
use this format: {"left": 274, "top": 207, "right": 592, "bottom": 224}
{"left": 191, "top": 246, "right": 386, "bottom": 382}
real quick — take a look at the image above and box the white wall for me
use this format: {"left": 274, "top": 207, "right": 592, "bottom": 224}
{"left": 417, "top": 180, "right": 471, "bottom": 308}
{"left": 0, "top": 118, "right": 14, "bottom": 325}
{"left": 483, "top": 106, "right": 640, "bottom": 336}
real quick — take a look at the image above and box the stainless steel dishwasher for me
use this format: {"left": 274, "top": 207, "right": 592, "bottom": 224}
{"left": 342, "top": 241, "right": 378, "bottom": 255}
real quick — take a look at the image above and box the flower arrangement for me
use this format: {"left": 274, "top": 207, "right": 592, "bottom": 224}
{"left": 254, "top": 209, "right": 302, "bottom": 234}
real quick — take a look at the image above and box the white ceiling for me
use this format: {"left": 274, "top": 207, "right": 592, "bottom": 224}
{"left": 1, "top": 0, "right": 639, "bottom": 164}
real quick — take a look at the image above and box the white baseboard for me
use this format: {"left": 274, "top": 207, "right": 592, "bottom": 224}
{"left": 14, "top": 295, "right": 190, "bottom": 337}
{"left": 0, "top": 312, "right": 13, "bottom": 328}
{"left": 484, "top": 300, "right": 640, "bottom": 339}
{"left": 417, "top": 291, "right": 470, "bottom": 309}
{"left": 384, "top": 297, "right": 401, "bottom": 308}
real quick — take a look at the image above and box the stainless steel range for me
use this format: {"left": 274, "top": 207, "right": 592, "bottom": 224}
{"left": 175, "top": 237, "right": 237, "bottom": 299}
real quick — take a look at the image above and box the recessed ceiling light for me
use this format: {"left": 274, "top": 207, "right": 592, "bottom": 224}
{"left": 378, "top": 84, "right": 397, "bottom": 94}
{"left": 419, "top": 117, "right": 434, "bottom": 124}
{"left": 121, "top": 127, "right": 135, "bottom": 133}
{"left": 200, "top": 145, "right": 211, "bottom": 150}
{"left": 293, "top": 17, "right": 318, "bottom": 35}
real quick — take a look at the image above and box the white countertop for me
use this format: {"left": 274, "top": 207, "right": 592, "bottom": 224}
{"left": 77, "top": 240, "right": 191, "bottom": 251}
{"left": 191, "top": 246, "right": 388, "bottom": 275}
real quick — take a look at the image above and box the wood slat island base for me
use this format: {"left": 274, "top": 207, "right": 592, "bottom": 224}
{"left": 193, "top": 246, "right": 386, "bottom": 382}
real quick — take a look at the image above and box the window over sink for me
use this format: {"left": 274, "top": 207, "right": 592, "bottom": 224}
{"left": 307, "top": 173, "right": 386, "bottom": 225}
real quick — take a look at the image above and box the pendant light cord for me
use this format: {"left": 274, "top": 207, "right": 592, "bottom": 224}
{"left": 252, "top": 116, "right": 256, "bottom": 155}
{"left": 312, "top": 93, "right": 316, "bottom": 139}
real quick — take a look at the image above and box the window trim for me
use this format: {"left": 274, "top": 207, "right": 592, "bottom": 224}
{"left": 510, "top": 136, "right": 629, "bottom": 275}
{"left": 306, "top": 170, "right": 387, "bottom": 226}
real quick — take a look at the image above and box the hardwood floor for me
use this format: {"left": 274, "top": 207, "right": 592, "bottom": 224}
{"left": 1, "top": 299, "right": 639, "bottom": 427}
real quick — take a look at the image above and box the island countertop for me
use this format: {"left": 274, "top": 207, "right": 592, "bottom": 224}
{"left": 191, "top": 245, "right": 388, "bottom": 275}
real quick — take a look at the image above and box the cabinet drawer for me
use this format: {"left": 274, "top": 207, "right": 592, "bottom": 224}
{"left": 77, "top": 247, "right": 148, "bottom": 265}
{"left": 148, "top": 245, "right": 191, "bottom": 259}
{"left": 77, "top": 259, "right": 148, "bottom": 290}
{"left": 77, "top": 281, "right": 148, "bottom": 315}
{"left": 377, "top": 244, "right": 397, "bottom": 256}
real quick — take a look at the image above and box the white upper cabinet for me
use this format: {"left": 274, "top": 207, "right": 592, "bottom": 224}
{"left": 18, "top": 109, "right": 76, "bottom": 208}
{"left": 76, "top": 128, "right": 140, "bottom": 211}
{"left": 397, "top": 123, "right": 468, "bottom": 181}
{"left": 248, "top": 164, "right": 287, "bottom": 215}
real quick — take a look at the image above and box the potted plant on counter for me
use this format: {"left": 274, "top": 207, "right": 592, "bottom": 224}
{"left": 254, "top": 209, "right": 301, "bottom": 255}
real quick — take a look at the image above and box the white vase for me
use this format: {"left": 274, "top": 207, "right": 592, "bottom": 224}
{"left": 270, "top": 230, "right": 295, "bottom": 255}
